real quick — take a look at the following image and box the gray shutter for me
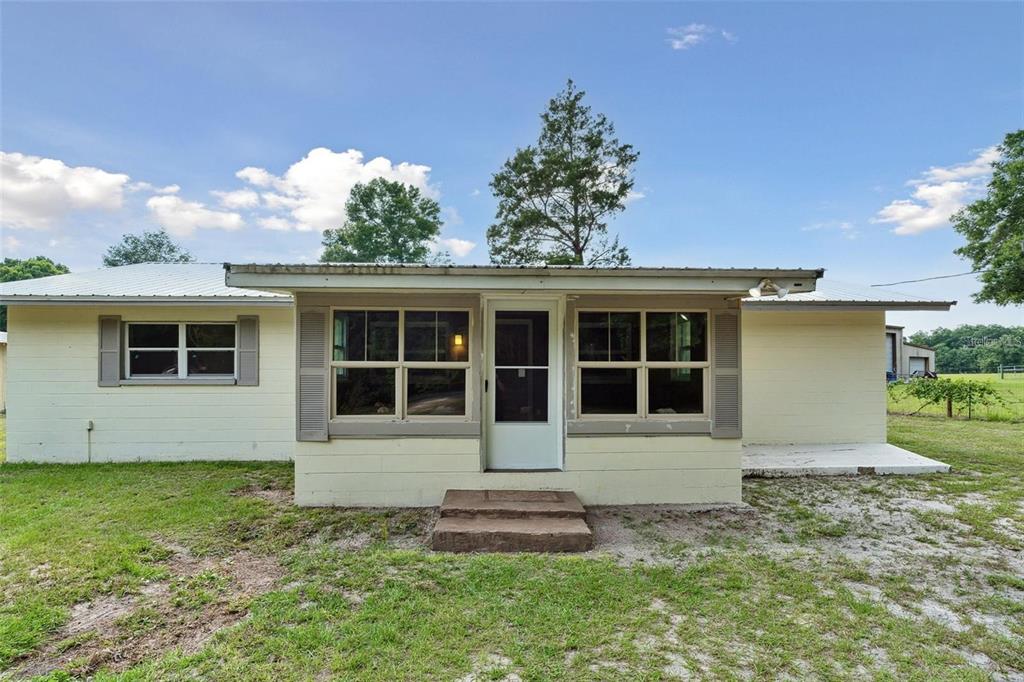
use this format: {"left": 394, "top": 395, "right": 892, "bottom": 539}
{"left": 711, "top": 310, "right": 741, "bottom": 438}
{"left": 98, "top": 316, "right": 122, "bottom": 387}
{"left": 297, "top": 307, "right": 330, "bottom": 441}
{"left": 236, "top": 315, "right": 259, "bottom": 386}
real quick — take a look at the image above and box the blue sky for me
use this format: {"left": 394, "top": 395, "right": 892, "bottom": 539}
{"left": 2, "top": 1, "right": 1021, "bottom": 332}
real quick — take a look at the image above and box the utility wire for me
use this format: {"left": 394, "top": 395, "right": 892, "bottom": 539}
{"left": 871, "top": 270, "right": 986, "bottom": 287}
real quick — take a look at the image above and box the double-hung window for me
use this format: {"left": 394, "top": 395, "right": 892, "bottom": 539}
{"left": 126, "top": 323, "right": 237, "bottom": 379}
{"left": 577, "top": 311, "right": 709, "bottom": 418}
{"left": 332, "top": 309, "right": 470, "bottom": 419}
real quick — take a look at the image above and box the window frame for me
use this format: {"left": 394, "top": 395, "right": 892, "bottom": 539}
{"left": 329, "top": 306, "right": 473, "bottom": 422}
{"left": 125, "top": 322, "right": 238, "bottom": 380}
{"left": 575, "top": 308, "right": 711, "bottom": 420}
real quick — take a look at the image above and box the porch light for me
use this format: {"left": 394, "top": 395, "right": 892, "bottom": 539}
{"left": 748, "top": 278, "right": 789, "bottom": 299}
{"left": 453, "top": 334, "right": 464, "bottom": 347}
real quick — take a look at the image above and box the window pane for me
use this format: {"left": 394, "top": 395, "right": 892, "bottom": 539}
{"left": 646, "top": 313, "right": 707, "bottom": 362}
{"left": 494, "top": 311, "right": 548, "bottom": 367}
{"left": 186, "top": 324, "right": 235, "bottom": 348}
{"left": 578, "top": 312, "right": 608, "bottom": 361}
{"left": 333, "top": 311, "right": 365, "bottom": 362}
{"left": 335, "top": 367, "right": 396, "bottom": 416}
{"left": 407, "top": 369, "right": 466, "bottom": 416}
{"left": 333, "top": 311, "right": 398, "bottom": 362}
{"left": 580, "top": 368, "right": 637, "bottom": 414}
{"left": 648, "top": 368, "right": 704, "bottom": 414}
{"left": 578, "top": 313, "right": 640, "bottom": 361}
{"left": 128, "top": 324, "right": 178, "bottom": 348}
{"left": 129, "top": 350, "right": 178, "bottom": 376}
{"left": 495, "top": 368, "right": 548, "bottom": 422}
{"left": 610, "top": 313, "right": 641, "bottom": 361}
{"left": 404, "top": 311, "right": 437, "bottom": 362}
{"left": 437, "top": 311, "right": 470, "bottom": 362}
{"left": 366, "top": 311, "right": 398, "bottom": 361}
{"left": 188, "top": 350, "right": 235, "bottom": 375}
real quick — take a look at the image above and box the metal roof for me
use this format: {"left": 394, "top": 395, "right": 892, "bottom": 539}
{"left": 0, "top": 263, "right": 292, "bottom": 304}
{"left": 742, "top": 280, "right": 955, "bottom": 310}
{"left": 228, "top": 262, "right": 826, "bottom": 278}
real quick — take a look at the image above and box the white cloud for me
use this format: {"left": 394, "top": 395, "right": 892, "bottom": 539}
{"left": 235, "top": 166, "right": 276, "bottom": 187}
{"left": 442, "top": 206, "right": 463, "bottom": 226}
{"left": 130, "top": 181, "right": 180, "bottom": 195}
{"left": 0, "top": 151, "right": 130, "bottom": 229}
{"left": 233, "top": 147, "right": 437, "bottom": 232}
{"left": 3, "top": 234, "right": 22, "bottom": 253}
{"left": 258, "top": 216, "right": 294, "bottom": 231}
{"left": 801, "top": 220, "right": 859, "bottom": 240}
{"left": 470, "top": 188, "right": 481, "bottom": 197}
{"left": 439, "top": 237, "right": 476, "bottom": 258}
{"left": 667, "top": 24, "right": 736, "bottom": 51}
{"left": 625, "top": 189, "right": 646, "bottom": 204}
{"left": 873, "top": 146, "right": 997, "bottom": 236}
{"left": 212, "top": 188, "right": 260, "bottom": 209}
{"left": 146, "top": 195, "right": 244, "bottom": 237}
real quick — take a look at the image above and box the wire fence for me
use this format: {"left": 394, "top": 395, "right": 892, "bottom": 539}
{"left": 887, "top": 373, "right": 1024, "bottom": 422}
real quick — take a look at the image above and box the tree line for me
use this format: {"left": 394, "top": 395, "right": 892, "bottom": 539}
{"left": 909, "top": 325, "right": 1024, "bottom": 374}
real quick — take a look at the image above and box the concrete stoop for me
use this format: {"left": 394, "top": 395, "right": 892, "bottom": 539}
{"left": 431, "top": 490, "right": 593, "bottom": 553}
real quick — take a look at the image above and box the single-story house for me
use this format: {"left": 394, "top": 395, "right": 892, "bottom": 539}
{"left": 886, "top": 324, "right": 937, "bottom": 377}
{"left": 0, "top": 263, "right": 954, "bottom": 507}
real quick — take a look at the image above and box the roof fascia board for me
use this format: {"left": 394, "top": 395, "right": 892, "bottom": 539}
{"left": 226, "top": 271, "right": 819, "bottom": 294}
{"left": 0, "top": 296, "right": 293, "bottom": 306}
{"left": 743, "top": 302, "right": 954, "bottom": 311}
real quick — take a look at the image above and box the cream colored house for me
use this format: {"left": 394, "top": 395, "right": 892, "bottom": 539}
{"left": 0, "top": 331, "right": 7, "bottom": 413}
{"left": 0, "top": 264, "right": 953, "bottom": 506}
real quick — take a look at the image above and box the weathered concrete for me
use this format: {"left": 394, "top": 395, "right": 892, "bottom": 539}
{"left": 742, "top": 442, "right": 950, "bottom": 477}
{"left": 432, "top": 490, "right": 593, "bottom": 552}
{"left": 440, "top": 489, "right": 586, "bottom": 519}
{"left": 432, "top": 516, "right": 594, "bottom": 553}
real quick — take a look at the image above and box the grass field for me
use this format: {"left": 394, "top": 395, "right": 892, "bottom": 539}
{"left": 1, "top": 417, "right": 1022, "bottom": 680}
{"left": 888, "top": 372, "right": 1024, "bottom": 422}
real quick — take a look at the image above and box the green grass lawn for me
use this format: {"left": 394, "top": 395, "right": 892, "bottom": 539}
{"left": 888, "top": 372, "right": 1024, "bottom": 421}
{"left": 1, "top": 417, "right": 1022, "bottom": 680}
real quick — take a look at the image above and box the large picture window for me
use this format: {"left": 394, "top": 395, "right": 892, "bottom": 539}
{"left": 331, "top": 309, "right": 470, "bottom": 419}
{"left": 126, "top": 323, "right": 236, "bottom": 379}
{"left": 577, "top": 311, "right": 709, "bottom": 418}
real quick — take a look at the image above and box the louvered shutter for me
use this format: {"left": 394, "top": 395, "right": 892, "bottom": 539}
{"left": 236, "top": 316, "right": 259, "bottom": 386}
{"left": 711, "top": 310, "right": 741, "bottom": 438}
{"left": 98, "top": 316, "right": 122, "bottom": 387}
{"left": 297, "top": 307, "right": 330, "bottom": 441}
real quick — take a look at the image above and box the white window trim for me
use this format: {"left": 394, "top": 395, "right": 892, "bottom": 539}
{"left": 575, "top": 308, "right": 711, "bottom": 420}
{"left": 125, "top": 322, "right": 237, "bottom": 380}
{"left": 329, "top": 306, "right": 473, "bottom": 422}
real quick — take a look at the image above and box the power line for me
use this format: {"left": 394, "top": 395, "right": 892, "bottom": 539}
{"left": 871, "top": 270, "right": 985, "bottom": 287}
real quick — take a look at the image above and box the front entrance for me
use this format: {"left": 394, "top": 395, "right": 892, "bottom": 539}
{"left": 484, "top": 299, "right": 562, "bottom": 470}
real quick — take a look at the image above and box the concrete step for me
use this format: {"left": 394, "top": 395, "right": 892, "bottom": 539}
{"left": 432, "top": 516, "right": 593, "bottom": 553}
{"left": 440, "top": 489, "right": 586, "bottom": 519}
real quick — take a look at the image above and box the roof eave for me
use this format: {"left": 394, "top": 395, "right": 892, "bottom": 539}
{"left": 742, "top": 301, "right": 955, "bottom": 311}
{"left": 0, "top": 296, "right": 293, "bottom": 306}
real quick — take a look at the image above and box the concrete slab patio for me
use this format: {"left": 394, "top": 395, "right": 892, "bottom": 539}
{"left": 742, "top": 442, "right": 950, "bottom": 477}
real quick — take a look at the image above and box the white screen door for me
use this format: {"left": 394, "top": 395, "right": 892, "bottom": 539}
{"left": 485, "top": 299, "right": 562, "bottom": 470}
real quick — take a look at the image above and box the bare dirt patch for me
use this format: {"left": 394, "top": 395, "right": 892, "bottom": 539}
{"left": 12, "top": 542, "right": 285, "bottom": 679}
{"left": 585, "top": 476, "right": 1024, "bottom": 678}
{"left": 232, "top": 482, "right": 294, "bottom": 505}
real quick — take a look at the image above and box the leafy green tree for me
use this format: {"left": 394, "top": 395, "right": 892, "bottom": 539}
{"left": 888, "top": 377, "right": 1003, "bottom": 419}
{"left": 321, "top": 178, "right": 447, "bottom": 264}
{"left": 102, "top": 229, "right": 195, "bottom": 267}
{"left": 488, "top": 80, "right": 638, "bottom": 266}
{"left": 0, "top": 256, "right": 70, "bottom": 331}
{"left": 908, "top": 324, "right": 1024, "bottom": 373}
{"left": 952, "top": 129, "right": 1024, "bottom": 305}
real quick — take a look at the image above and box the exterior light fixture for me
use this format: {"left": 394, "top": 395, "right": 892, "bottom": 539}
{"left": 453, "top": 334, "right": 464, "bottom": 347}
